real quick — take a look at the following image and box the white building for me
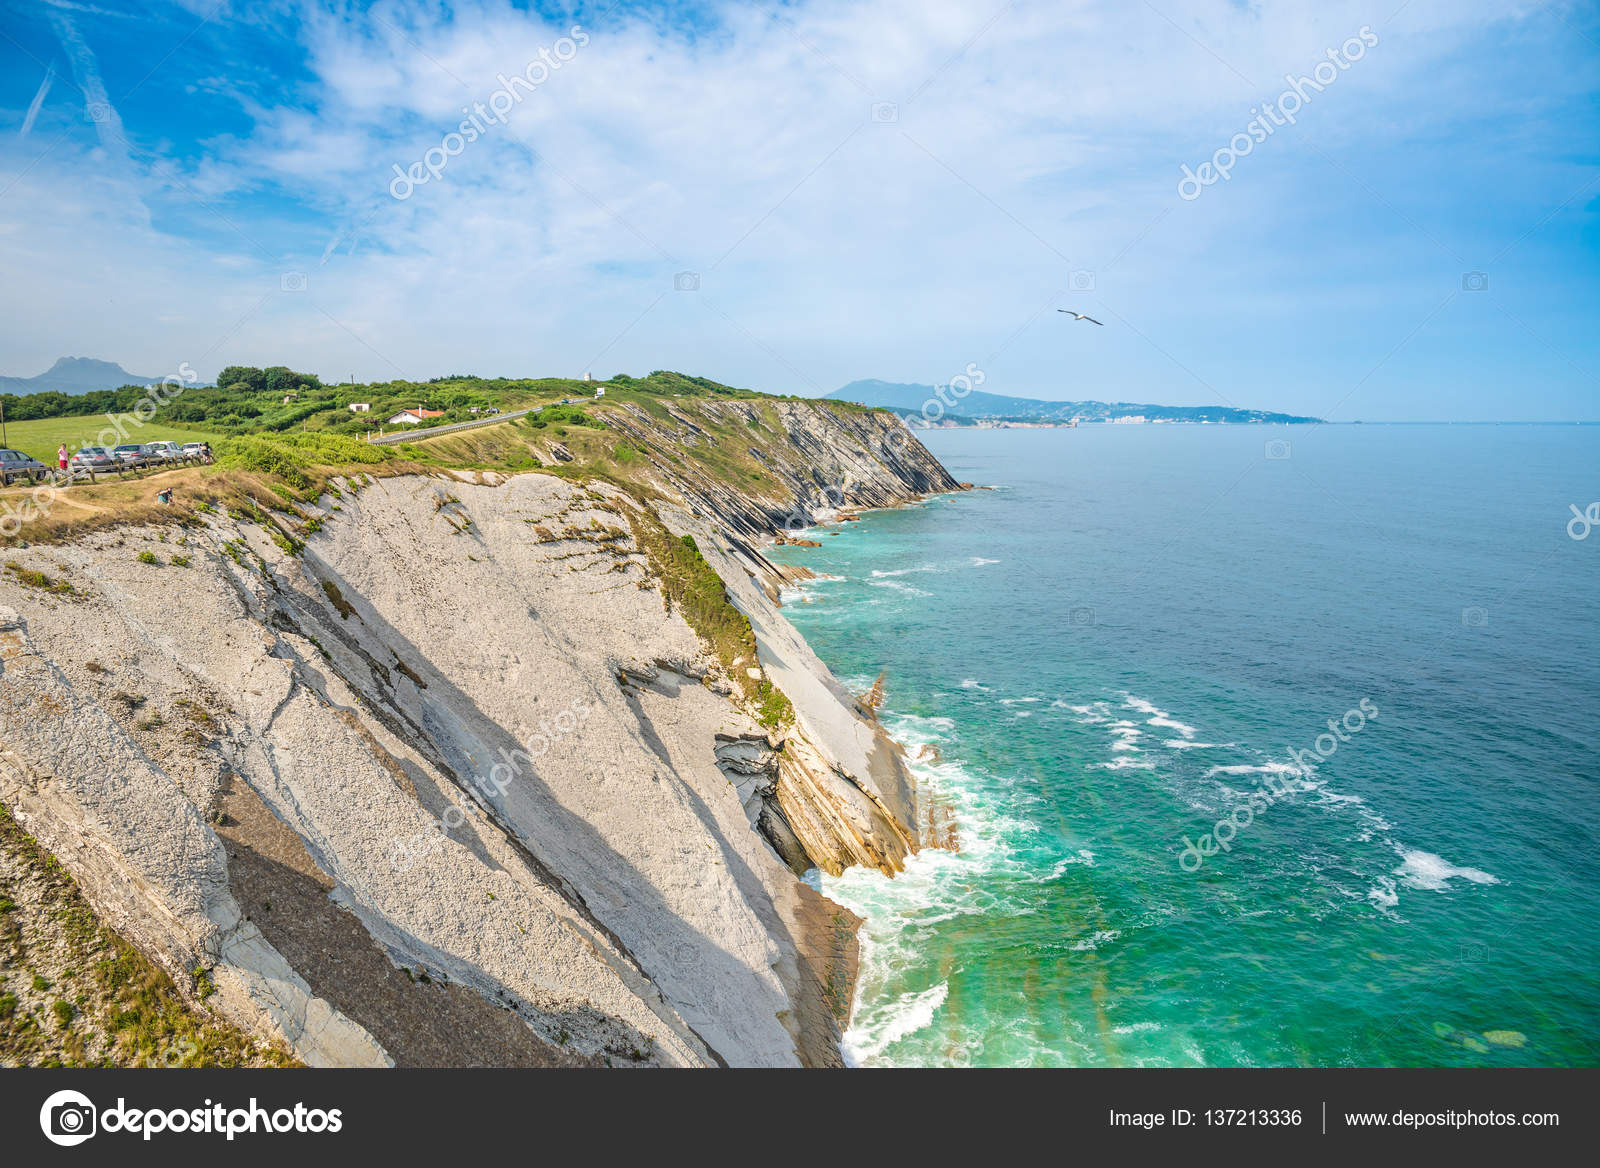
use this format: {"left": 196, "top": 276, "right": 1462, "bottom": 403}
{"left": 347, "top": 402, "right": 371, "bottom": 413}
{"left": 387, "top": 407, "right": 444, "bottom": 425}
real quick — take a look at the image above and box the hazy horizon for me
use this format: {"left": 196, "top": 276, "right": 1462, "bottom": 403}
{"left": 1, "top": 1, "right": 1596, "bottom": 422}
{"left": 0, "top": 357, "right": 1594, "bottom": 424}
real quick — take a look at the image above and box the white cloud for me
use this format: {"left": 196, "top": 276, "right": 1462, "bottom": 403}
{"left": 0, "top": 0, "right": 1594, "bottom": 419}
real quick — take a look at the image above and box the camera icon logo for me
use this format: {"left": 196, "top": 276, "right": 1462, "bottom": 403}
{"left": 280, "top": 271, "right": 308, "bottom": 293}
{"left": 1461, "top": 606, "right": 1488, "bottom": 628}
{"left": 1265, "top": 439, "right": 1291, "bottom": 460}
{"left": 870, "top": 102, "right": 898, "bottom": 123}
{"left": 672, "top": 940, "right": 701, "bottom": 968}
{"left": 40, "top": 1090, "right": 97, "bottom": 1147}
{"left": 673, "top": 271, "right": 700, "bottom": 292}
{"left": 1458, "top": 942, "right": 1491, "bottom": 963}
{"left": 85, "top": 102, "right": 111, "bottom": 124}
{"left": 1068, "top": 606, "right": 1096, "bottom": 627}
{"left": 1461, "top": 271, "right": 1489, "bottom": 292}
{"left": 1069, "top": 269, "right": 1095, "bottom": 292}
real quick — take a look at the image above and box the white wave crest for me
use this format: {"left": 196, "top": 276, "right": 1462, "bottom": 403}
{"left": 1123, "top": 694, "right": 1198, "bottom": 738}
{"left": 841, "top": 981, "right": 949, "bottom": 1065}
{"left": 1394, "top": 848, "right": 1500, "bottom": 892}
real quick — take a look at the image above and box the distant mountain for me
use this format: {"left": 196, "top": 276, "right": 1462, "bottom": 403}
{"left": 828, "top": 379, "right": 1322, "bottom": 425}
{"left": 0, "top": 357, "right": 164, "bottom": 396}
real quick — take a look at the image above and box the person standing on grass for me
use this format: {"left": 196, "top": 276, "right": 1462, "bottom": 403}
{"left": 57, "top": 444, "right": 69, "bottom": 474}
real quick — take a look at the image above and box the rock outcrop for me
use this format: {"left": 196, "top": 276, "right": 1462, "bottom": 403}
{"left": 601, "top": 398, "right": 960, "bottom": 540}
{"left": 0, "top": 401, "right": 957, "bottom": 1066}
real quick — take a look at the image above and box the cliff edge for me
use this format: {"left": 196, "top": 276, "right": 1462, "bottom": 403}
{"left": 0, "top": 397, "right": 959, "bottom": 1067}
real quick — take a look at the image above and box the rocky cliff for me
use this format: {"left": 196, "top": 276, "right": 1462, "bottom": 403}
{"left": 0, "top": 399, "right": 959, "bottom": 1067}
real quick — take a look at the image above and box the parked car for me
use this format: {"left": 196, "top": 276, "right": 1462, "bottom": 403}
{"left": 0, "top": 448, "right": 47, "bottom": 486}
{"left": 181, "top": 442, "right": 209, "bottom": 459}
{"left": 112, "top": 443, "right": 153, "bottom": 468}
{"left": 70, "top": 446, "right": 118, "bottom": 473}
{"left": 146, "top": 441, "right": 185, "bottom": 463}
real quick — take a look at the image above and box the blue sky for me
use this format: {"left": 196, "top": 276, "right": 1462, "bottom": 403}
{"left": 0, "top": 0, "right": 1595, "bottom": 420}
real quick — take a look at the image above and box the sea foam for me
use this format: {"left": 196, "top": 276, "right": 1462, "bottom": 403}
{"left": 841, "top": 981, "right": 950, "bottom": 1065}
{"left": 1123, "top": 694, "right": 1199, "bottom": 738}
{"left": 1394, "top": 849, "right": 1500, "bottom": 892}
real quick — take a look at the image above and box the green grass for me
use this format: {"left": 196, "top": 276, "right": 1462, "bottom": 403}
{"left": 0, "top": 417, "right": 220, "bottom": 465}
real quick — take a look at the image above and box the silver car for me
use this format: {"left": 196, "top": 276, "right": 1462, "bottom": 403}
{"left": 112, "top": 443, "right": 153, "bottom": 469}
{"left": 70, "top": 446, "right": 118, "bottom": 473}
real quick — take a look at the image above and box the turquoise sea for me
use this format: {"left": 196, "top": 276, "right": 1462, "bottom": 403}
{"left": 769, "top": 424, "right": 1599, "bottom": 1067}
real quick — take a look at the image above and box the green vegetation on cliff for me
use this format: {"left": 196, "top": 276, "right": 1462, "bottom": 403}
{"left": 0, "top": 365, "right": 795, "bottom": 446}
{"left": 622, "top": 512, "right": 793, "bottom": 729}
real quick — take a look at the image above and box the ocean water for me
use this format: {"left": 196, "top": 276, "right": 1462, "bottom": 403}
{"left": 768, "top": 424, "right": 1600, "bottom": 1067}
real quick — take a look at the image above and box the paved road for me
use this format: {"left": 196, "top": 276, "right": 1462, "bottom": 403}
{"left": 368, "top": 407, "right": 539, "bottom": 446}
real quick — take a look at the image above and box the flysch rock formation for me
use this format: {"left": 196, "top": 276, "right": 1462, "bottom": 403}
{"left": 0, "top": 401, "right": 961, "bottom": 1067}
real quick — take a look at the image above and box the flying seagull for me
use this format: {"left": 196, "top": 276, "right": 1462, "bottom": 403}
{"left": 1058, "top": 310, "right": 1104, "bottom": 326}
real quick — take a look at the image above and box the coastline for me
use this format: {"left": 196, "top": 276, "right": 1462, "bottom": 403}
{"left": 0, "top": 402, "right": 969, "bottom": 1067}
{"left": 739, "top": 423, "right": 1600, "bottom": 1069}
{"left": 716, "top": 488, "right": 973, "bottom": 1046}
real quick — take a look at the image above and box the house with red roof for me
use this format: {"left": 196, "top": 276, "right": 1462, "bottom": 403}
{"left": 386, "top": 407, "right": 445, "bottom": 425}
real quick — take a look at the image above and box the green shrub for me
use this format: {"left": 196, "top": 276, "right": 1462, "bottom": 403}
{"left": 5, "top": 562, "right": 73, "bottom": 594}
{"left": 754, "top": 680, "right": 794, "bottom": 730}
{"left": 215, "top": 433, "right": 394, "bottom": 492}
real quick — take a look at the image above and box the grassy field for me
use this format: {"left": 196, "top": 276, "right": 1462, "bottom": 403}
{"left": 0, "top": 417, "right": 221, "bottom": 465}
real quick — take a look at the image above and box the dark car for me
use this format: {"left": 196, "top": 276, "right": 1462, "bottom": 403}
{"left": 70, "top": 446, "right": 118, "bottom": 473}
{"left": 0, "top": 448, "right": 47, "bottom": 486}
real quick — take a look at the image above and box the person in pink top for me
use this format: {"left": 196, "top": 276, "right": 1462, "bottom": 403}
{"left": 57, "top": 444, "right": 69, "bottom": 473}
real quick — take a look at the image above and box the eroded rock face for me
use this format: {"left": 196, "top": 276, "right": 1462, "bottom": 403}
{"left": 675, "top": 507, "right": 922, "bottom": 878}
{"left": 0, "top": 606, "right": 390, "bottom": 1068}
{"left": 0, "top": 403, "right": 954, "bottom": 1067}
{"left": 603, "top": 399, "right": 961, "bottom": 539}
